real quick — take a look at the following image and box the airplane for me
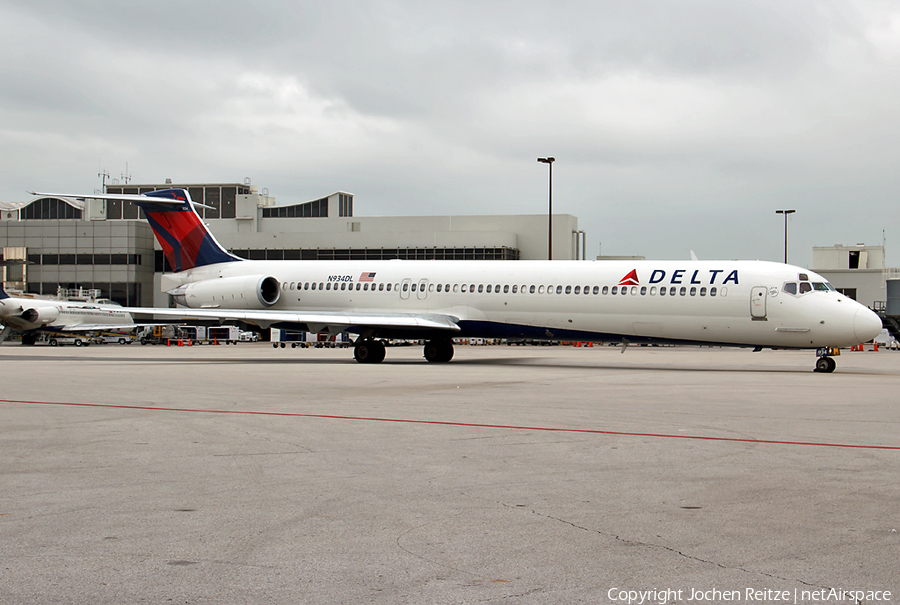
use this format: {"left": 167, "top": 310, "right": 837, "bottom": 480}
{"left": 29, "top": 188, "right": 883, "bottom": 372}
{"left": 0, "top": 285, "right": 143, "bottom": 346}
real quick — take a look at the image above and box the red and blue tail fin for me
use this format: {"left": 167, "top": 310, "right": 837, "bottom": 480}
{"left": 136, "top": 189, "right": 242, "bottom": 272}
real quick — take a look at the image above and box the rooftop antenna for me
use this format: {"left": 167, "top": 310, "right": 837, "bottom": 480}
{"left": 98, "top": 169, "right": 110, "bottom": 193}
{"left": 121, "top": 162, "right": 132, "bottom": 185}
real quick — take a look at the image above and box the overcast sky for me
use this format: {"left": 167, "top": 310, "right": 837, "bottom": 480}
{"left": 2, "top": 1, "right": 898, "bottom": 267}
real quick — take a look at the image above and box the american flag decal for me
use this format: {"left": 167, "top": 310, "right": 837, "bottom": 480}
{"left": 359, "top": 272, "right": 376, "bottom": 282}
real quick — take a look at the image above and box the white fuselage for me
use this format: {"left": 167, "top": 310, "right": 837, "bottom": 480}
{"left": 0, "top": 295, "right": 134, "bottom": 333}
{"left": 166, "top": 259, "right": 881, "bottom": 349}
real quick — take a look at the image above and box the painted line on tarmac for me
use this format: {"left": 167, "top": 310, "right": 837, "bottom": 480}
{"left": 3, "top": 398, "right": 900, "bottom": 451}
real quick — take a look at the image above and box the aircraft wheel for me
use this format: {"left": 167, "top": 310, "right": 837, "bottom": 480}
{"left": 815, "top": 357, "right": 836, "bottom": 373}
{"left": 354, "top": 339, "right": 386, "bottom": 364}
{"left": 424, "top": 339, "right": 454, "bottom": 363}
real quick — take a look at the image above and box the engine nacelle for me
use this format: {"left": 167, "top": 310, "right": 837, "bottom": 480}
{"left": 20, "top": 306, "right": 59, "bottom": 328}
{"left": 168, "top": 275, "right": 281, "bottom": 309}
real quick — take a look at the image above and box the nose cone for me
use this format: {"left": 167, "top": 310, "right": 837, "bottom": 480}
{"left": 854, "top": 307, "right": 882, "bottom": 343}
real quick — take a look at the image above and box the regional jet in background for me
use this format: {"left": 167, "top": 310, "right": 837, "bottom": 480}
{"left": 0, "top": 286, "right": 141, "bottom": 345}
{"left": 30, "top": 189, "right": 882, "bottom": 372}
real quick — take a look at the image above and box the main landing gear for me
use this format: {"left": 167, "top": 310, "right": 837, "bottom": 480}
{"left": 352, "top": 338, "right": 455, "bottom": 364}
{"left": 814, "top": 348, "right": 838, "bottom": 373}
{"left": 423, "top": 339, "right": 454, "bottom": 363}
{"left": 353, "top": 338, "right": 386, "bottom": 364}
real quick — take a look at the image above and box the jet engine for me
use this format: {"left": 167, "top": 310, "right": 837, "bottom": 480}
{"left": 19, "top": 306, "right": 60, "bottom": 329}
{"left": 168, "top": 275, "right": 281, "bottom": 309}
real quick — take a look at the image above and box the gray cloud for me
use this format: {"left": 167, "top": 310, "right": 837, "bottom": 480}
{"left": 1, "top": 0, "right": 898, "bottom": 266}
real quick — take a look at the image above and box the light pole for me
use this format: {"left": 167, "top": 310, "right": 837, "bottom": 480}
{"left": 537, "top": 157, "right": 555, "bottom": 260}
{"left": 775, "top": 209, "right": 795, "bottom": 264}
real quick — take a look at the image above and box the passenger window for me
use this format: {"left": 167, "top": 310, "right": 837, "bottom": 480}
{"left": 689, "top": 287, "right": 696, "bottom": 296}
{"left": 564, "top": 285, "right": 571, "bottom": 294}
{"left": 538, "top": 286, "right": 545, "bottom": 294}
{"left": 659, "top": 287, "right": 666, "bottom": 296}
{"left": 341, "top": 283, "right": 347, "bottom": 291}
{"left": 511, "top": 285, "right": 517, "bottom": 293}
{"left": 428, "top": 284, "right": 434, "bottom": 292}
{"left": 650, "top": 287, "right": 657, "bottom": 295}
{"left": 530, "top": 285, "right": 536, "bottom": 294}
{"left": 700, "top": 287, "right": 706, "bottom": 296}
{"left": 461, "top": 284, "right": 468, "bottom": 293}
{"left": 640, "top": 286, "right": 647, "bottom": 295}
{"left": 710, "top": 287, "right": 717, "bottom": 296}
{"left": 630, "top": 287, "right": 637, "bottom": 295}
{"left": 436, "top": 284, "right": 442, "bottom": 292}
{"left": 356, "top": 283, "right": 361, "bottom": 291}
{"left": 386, "top": 283, "right": 392, "bottom": 291}
{"left": 453, "top": 284, "right": 459, "bottom": 293}
{"left": 304, "top": 282, "right": 309, "bottom": 290}
{"left": 495, "top": 284, "right": 500, "bottom": 292}
{"left": 593, "top": 286, "right": 599, "bottom": 295}
{"left": 680, "top": 287, "right": 686, "bottom": 296}
{"left": 478, "top": 284, "right": 484, "bottom": 293}
{"left": 799, "top": 282, "right": 812, "bottom": 294}
{"left": 486, "top": 285, "right": 492, "bottom": 293}
{"left": 504, "top": 285, "right": 510, "bottom": 293}
{"left": 379, "top": 283, "right": 384, "bottom": 291}
{"left": 602, "top": 286, "right": 608, "bottom": 295}
{"left": 574, "top": 286, "right": 580, "bottom": 294}
{"left": 470, "top": 284, "right": 475, "bottom": 292}
{"left": 326, "top": 283, "right": 332, "bottom": 290}
{"left": 611, "top": 286, "right": 618, "bottom": 295}
{"left": 311, "top": 283, "right": 317, "bottom": 290}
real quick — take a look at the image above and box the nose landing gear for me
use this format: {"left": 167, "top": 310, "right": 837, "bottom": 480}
{"left": 814, "top": 348, "right": 838, "bottom": 373}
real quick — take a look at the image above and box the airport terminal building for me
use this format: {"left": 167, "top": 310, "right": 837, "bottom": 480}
{"left": 1, "top": 181, "right": 580, "bottom": 307}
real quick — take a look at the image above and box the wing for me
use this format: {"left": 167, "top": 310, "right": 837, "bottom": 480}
{"left": 46, "top": 323, "right": 149, "bottom": 332}
{"left": 126, "top": 307, "right": 461, "bottom": 334}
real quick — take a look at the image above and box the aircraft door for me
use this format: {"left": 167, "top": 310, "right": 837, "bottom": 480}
{"left": 416, "top": 279, "right": 428, "bottom": 300}
{"left": 750, "top": 286, "right": 767, "bottom": 319}
{"left": 400, "top": 278, "right": 411, "bottom": 300}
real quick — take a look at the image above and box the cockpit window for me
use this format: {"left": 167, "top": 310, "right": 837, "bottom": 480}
{"left": 798, "top": 273, "right": 809, "bottom": 281}
{"left": 799, "top": 282, "right": 812, "bottom": 294}
{"left": 812, "top": 282, "right": 834, "bottom": 291}
{"left": 783, "top": 282, "right": 797, "bottom": 295}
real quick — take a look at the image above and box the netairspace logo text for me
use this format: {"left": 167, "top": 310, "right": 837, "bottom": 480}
{"left": 606, "top": 587, "right": 892, "bottom": 605}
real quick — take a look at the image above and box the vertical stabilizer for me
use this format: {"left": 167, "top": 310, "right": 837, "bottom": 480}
{"left": 136, "top": 189, "right": 242, "bottom": 272}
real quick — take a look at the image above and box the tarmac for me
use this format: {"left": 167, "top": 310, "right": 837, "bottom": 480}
{"left": 1, "top": 342, "right": 898, "bottom": 604}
